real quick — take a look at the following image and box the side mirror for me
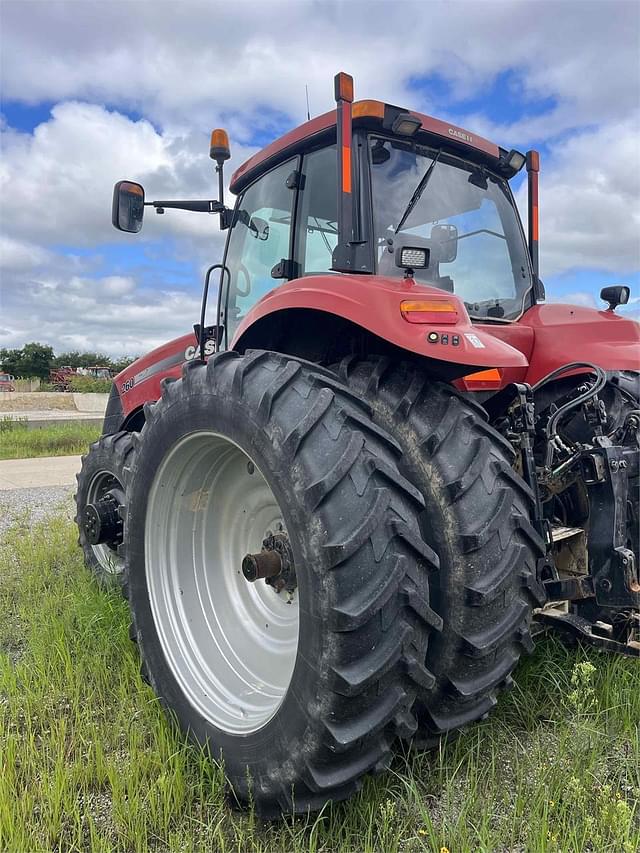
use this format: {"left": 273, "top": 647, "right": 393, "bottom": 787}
{"left": 431, "top": 223, "right": 458, "bottom": 263}
{"left": 600, "top": 285, "right": 630, "bottom": 312}
{"left": 112, "top": 180, "right": 145, "bottom": 233}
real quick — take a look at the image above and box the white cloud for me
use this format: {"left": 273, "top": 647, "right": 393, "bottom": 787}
{"left": 1, "top": 1, "right": 637, "bottom": 132}
{"left": 0, "top": 101, "right": 244, "bottom": 355}
{"left": 0, "top": 235, "right": 54, "bottom": 270}
{"left": 0, "top": 101, "right": 240, "bottom": 247}
{"left": 0, "top": 0, "right": 638, "bottom": 353}
{"left": 547, "top": 290, "right": 598, "bottom": 309}
{"left": 1, "top": 264, "right": 203, "bottom": 357}
{"left": 95, "top": 276, "right": 136, "bottom": 297}
{"left": 540, "top": 121, "right": 640, "bottom": 277}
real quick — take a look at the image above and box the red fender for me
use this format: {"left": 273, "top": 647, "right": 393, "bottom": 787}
{"left": 232, "top": 274, "right": 528, "bottom": 370}
{"left": 113, "top": 286, "right": 638, "bottom": 428}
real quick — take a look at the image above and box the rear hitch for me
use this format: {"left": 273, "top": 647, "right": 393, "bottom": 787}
{"left": 537, "top": 607, "right": 640, "bottom": 657}
{"left": 582, "top": 441, "right": 639, "bottom": 608}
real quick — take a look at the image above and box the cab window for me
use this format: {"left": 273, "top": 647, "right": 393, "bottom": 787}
{"left": 222, "top": 158, "right": 297, "bottom": 346}
{"left": 296, "top": 144, "right": 338, "bottom": 275}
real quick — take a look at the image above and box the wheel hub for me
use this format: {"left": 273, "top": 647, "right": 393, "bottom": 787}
{"left": 242, "top": 528, "right": 297, "bottom": 594}
{"left": 83, "top": 489, "right": 124, "bottom": 546}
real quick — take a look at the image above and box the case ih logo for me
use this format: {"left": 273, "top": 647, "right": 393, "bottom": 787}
{"left": 184, "top": 341, "right": 216, "bottom": 361}
{"left": 448, "top": 128, "right": 473, "bottom": 143}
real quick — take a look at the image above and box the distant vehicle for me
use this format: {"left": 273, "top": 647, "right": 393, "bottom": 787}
{"left": 50, "top": 365, "right": 112, "bottom": 391}
{"left": 84, "top": 366, "right": 113, "bottom": 380}
{"left": 0, "top": 373, "right": 16, "bottom": 392}
{"left": 49, "top": 366, "right": 76, "bottom": 391}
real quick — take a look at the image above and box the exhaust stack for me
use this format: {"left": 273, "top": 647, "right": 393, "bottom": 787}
{"left": 526, "top": 150, "right": 540, "bottom": 285}
{"left": 331, "top": 71, "right": 355, "bottom": 273}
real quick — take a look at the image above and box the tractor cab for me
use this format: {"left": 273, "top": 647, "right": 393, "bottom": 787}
{"left": 218, "top": 83, "right": 538, "bottom": 348}
{"left": 217, "top": 124, "right": 535, "bottom": 348}
{"left": 112, "top": 73, "right": 541, "bottom": 357}
{"left": 86, "top": 366, "right": 112, "bottom": 380}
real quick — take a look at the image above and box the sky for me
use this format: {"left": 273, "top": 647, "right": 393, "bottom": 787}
{"left": 1, "top": 0, "right": 639, "bottom": 358}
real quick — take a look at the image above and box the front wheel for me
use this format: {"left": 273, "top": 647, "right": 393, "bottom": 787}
{"left": 121, "top": 351, "right": 439, "bottom": 816}
{"left": 75, "top": 431, "right": 133, "bottom": 585}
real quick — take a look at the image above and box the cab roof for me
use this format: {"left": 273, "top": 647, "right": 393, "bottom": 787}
{"left": 230, "top": 99, "right": 500, "bottom": 194}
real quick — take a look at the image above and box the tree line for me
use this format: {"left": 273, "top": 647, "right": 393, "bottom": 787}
{"left": 0, "top": 342, "right": 137, "bottom": 380}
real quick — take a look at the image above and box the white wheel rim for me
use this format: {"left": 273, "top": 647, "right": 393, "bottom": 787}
{"left": 145, "top": 431, "right": 299, "bottom": 734}
{"left": 87, "top": 471, "right": 125, "bottom": 574}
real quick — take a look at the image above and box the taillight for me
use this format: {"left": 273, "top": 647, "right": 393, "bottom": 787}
{"left": 400, "top": 299, "right": 458, "bottom": 324}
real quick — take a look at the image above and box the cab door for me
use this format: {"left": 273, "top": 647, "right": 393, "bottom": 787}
{"left": 219, "top": 157, "right": 299, "bottom": 349}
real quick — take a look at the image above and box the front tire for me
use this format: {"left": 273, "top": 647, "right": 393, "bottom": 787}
{"left": 122, "top": 351, "right": 439, "bottom": 816}
{"left": 75, "top": 431, "right": 133, "bottom": 585}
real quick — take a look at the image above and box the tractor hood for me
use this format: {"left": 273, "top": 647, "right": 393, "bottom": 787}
{"left": 522, "top": 303, "right": 640, "bottom": 385}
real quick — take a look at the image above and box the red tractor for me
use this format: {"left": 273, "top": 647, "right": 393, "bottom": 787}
{"left": 49, "top": 365, "right": 76, "bottom": 391}
{"left": 77, "top": 365, "right": 113, "bottom": 380}
{"left": 76, "top": 73, "right": 639, "bottom": 817}
{"left": 50, "top": 365, "right": 112, "bottom": 390}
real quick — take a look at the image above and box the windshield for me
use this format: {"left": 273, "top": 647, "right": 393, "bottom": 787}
{"left": 369, "top": 136, "right": 533, "bottom": 321}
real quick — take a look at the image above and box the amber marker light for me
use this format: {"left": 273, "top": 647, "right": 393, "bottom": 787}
{"left": 210, "top": 129, "right": 231, "bottom": 163}
{"left": 334, "top": 72, "right": 354, "bottom": 103}
{"left": 352, "top": 100, "right": 385, "bottom": 119}
{"left": 122, "top": 181, "right": 143, "bottom": 196}
{"left": 400, "top": 299, "right": 458, "bottom": 325}
{"left": 464, "top": 368, "right": 501, "bottom": 382}
{"left": 462, "top": 368, "right": 502, "bottom": 389}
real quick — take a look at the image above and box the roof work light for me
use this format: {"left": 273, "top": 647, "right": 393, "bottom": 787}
{"left": 497, "top": 148, "right": 526, "bottom": 176}
{"left": 391, "top": 112, "right": 422, "bottom": 136}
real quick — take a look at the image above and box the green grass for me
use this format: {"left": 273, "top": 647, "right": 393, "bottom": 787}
{"left": 0, "top": 419, "right": 101, "bottom": 459}
{"left": 1, "top": 516, "right": 638, "bottom": 853}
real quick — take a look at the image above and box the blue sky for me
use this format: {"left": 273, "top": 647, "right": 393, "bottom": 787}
{"left": 1, "top": 0, "right": 638, "bottom": 356}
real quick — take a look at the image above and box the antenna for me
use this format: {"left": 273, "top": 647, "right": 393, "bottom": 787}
{"left": 305, "top": 84, "right": 311, "bottom": 121}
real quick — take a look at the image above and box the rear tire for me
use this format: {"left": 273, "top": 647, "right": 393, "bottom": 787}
{"left": 121, "top": 351, "right": 439, "bottom": 816}
{"left": 336, "top": 357, "right": 546, "bottom": 744}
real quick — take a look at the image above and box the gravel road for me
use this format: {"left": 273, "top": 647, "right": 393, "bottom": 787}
{"left": 0, "top": 485, "right": 75, "bottom": 538}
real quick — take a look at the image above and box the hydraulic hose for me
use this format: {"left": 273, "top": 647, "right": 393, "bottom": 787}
{"left": 533, "top": 362, "right": 607, "bottom": 468}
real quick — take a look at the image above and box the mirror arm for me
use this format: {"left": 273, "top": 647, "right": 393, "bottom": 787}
{"left": 145, "top": 199, "right": 227, "bottom": 214}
